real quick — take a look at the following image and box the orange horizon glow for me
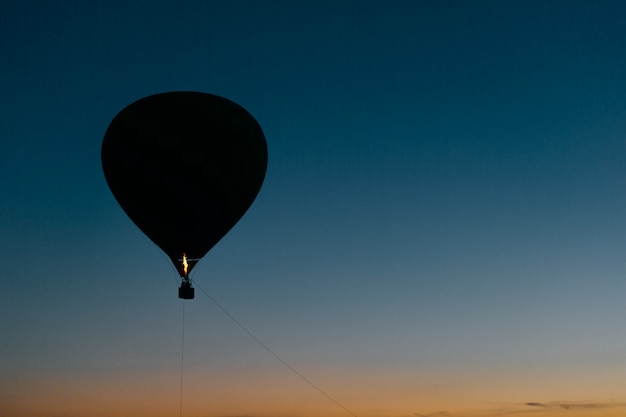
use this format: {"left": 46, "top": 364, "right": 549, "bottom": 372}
{"left": 4, "top": 367, "right": 626, "bottom": 417}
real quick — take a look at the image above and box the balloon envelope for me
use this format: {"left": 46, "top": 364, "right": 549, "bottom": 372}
{"left": 101, "top": 92, "right": 267, "bottom": 276}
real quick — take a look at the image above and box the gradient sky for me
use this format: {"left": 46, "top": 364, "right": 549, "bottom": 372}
{"left": 2, "top": 1, "right": 626, "bottom": 416}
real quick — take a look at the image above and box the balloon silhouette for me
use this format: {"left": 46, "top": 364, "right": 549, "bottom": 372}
{"left": 101, "top": 92, "right": 267, "bottom": 299}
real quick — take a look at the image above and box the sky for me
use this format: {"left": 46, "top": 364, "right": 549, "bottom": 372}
{"left": 1, "top": 1, "right": 626, "bottom": 416}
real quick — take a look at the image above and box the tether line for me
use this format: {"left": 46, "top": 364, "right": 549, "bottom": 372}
{"left": 180, "top": 300, "right": 186, "bottom": 417}
{"left": 193, "top": 281, "right": 358, "bottom": 417}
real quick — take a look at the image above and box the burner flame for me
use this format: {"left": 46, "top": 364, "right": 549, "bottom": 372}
{"left": 182, "top": 253, "right": 188, "bottom": 276}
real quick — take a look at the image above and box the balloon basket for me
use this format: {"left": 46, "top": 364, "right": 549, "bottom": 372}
{"left": 179, "top": 286, "right": 195, "bottom": 299}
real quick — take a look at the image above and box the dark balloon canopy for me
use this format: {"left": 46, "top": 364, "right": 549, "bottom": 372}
{"left": 101, "top": 92, "right": 267, "bottom": 296}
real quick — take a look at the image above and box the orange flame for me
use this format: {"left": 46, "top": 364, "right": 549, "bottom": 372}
{"left": 182, "top": 253, "right": 188, "bottom": 276}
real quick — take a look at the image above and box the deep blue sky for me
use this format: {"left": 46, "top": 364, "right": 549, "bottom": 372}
{"left": 2, "top": 1, "right": 626, "bottom": 416}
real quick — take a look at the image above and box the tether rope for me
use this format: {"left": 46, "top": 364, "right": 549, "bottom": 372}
{"left": 193, "top": 281, "right": 358, "bottom": 417}
{"left": 180, "top": 300, "right": 186, "bottom": 417}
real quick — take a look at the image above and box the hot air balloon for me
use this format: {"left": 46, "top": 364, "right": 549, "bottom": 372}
{"left": 101, "top": 92, "right": 267, "bottom": 299}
